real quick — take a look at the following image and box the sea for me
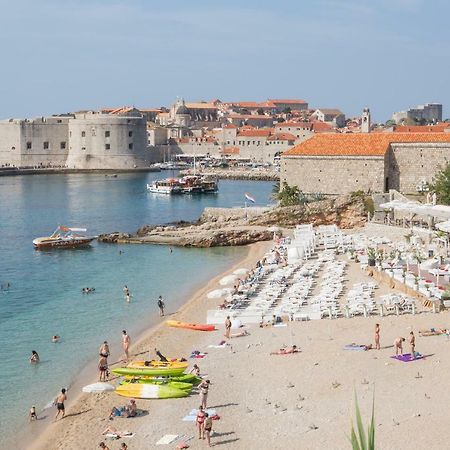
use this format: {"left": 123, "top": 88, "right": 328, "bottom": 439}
{"left": 0, "top": 171, "right": 274, "bottom": 446}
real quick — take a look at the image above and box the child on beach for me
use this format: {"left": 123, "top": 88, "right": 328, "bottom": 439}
{"left": 190, "top": 364, "right": 200, "bottom": 376}
{"left": 199, "top": 379, "right": 210, "bottom": 409}
{"left": 394, "top": 337, "right": 405, "bottom": 356}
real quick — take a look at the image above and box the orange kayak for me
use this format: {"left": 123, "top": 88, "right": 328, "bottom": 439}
{"left": 166, "top": 320, "right": 216, "bottom": 332}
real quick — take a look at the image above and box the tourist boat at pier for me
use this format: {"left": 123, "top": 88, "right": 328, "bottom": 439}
{"left": 147, "top": 176, "right": 218, "bottom": 195}
{"left": 33, "top": 226, "right": 96, "bottom": 249}
{"left": 147, "top": 179, "right": 183, "bottom": 194}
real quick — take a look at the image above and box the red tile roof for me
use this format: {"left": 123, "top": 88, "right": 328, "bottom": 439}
{"left": 268, "top": 99, "right": 307, "bottom": 104}
{"left": 237, "top": 129, "right": 274, "bottom": 137}
{"left": 223, "top": 123, "right": 237, "bottom": 129}
{"left": 283, "top": 133, "right": 450, "bottom": 157}
{"left": 311, "top": 122, "right": 334, "bottom": 133}
{"left": 394, "top": 124, "right": 450, "bottom": 132}
{"left": 277, "top": 121, "right": 312, "bottom": 129}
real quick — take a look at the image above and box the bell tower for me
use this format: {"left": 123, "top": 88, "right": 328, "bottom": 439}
{"left": 361, "top": 107, "right": 371, "bottom": 133}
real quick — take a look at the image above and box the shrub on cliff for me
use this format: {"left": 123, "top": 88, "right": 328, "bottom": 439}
{"left": 431, "top": 163, "right": 450, "bottom": 205}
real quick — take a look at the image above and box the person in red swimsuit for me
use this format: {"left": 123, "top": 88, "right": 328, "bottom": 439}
{"left": 196, "top": 405, "right": 206, "bottom": 440}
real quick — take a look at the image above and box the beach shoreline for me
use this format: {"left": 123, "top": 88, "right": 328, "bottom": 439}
{"left": 25, "top": 240, "right": 271, "bottom": 450}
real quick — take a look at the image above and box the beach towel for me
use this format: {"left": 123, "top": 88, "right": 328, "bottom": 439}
{"left": 391, "top": 353, "right": 425, "bottom": 362}
{"left": 273, "top": 323, "right": 288, "bottom": 328}
{"left": 344, "top": 344, "right": 368, "bottom": 351}
{"left": 104, "top": 432, "right": 135, "bottom": 439}
{"left": 190, "top": 353, "right": 206, "bottom": 359}
{"left": 156, "top": 435, "right": 178, "bottom": 445}
{"left": 207, "top": 344, "right": 227, "bottom": 349}
{"left": 183, "top": 409, "right": 216, "bottom": 421}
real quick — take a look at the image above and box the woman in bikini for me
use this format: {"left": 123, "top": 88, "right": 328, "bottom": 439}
{"left": 196, "top": 405, "right": 206, "bottom": 440}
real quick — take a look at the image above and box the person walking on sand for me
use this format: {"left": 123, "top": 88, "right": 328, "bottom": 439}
{"left": 409, "top": 331, "right": 416, "bottom": 358}
{"left": 225, "top": 316, "right": 232, "bottom": 339}
{"left": 374, "top": 324, "right": 380, "bottom": 350}
{"left": 204, "top": 412, "right": 213, "bottom": 446}
{"left": 199, "top": 379, "right": 210, "bottom": 409}
{"left": 54, "top": 388, "right": 67, "bottom": 420}
{"left": 122, "top": 330, "right": 130, "bottom": 362}
{"left": 99, "top": 354, "right": 108, "bottom": 381}
{"left": 196, "top": 405, "right": 206, "bottom": 440}
{"left": 394, "top": 337, "right": 405, "bottom": 356}
{"left": 29, "top": 405, "right": 37, "bottom": 421}
{"left": 157, "top": 296, "right": 165, "bottom": 316}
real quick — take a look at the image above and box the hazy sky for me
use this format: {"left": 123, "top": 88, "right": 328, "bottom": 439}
{"left": 0, "top": 0, "right": 448, "bottom": 121}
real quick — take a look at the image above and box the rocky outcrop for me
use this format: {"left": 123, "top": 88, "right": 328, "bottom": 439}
{"left": 250, "top": 194, "right": 367, "bottom": 229}
{"left": 99, "top": 225, "right": 272, "bottom": 248}
{"left": 98, "top": 194, "right": 367, "bottom": 248}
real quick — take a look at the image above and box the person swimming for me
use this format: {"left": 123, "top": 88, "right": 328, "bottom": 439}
{"left": 52, "top": 335, "right": 60, "bottom": 343}
{"left": 30, "top": 350, "right": 40, "bottom": 363}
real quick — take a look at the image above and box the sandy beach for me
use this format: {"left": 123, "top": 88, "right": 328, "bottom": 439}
{"left": 25, "top": 239, "right": 450, "bottom": 450}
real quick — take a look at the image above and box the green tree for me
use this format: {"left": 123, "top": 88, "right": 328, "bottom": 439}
{"left": 283, "top": 107, "right": 292, "bottom": 114}
{"left": 385, "top": 119, "right": 396, "bottom": 128}
{"left": 431, "top": 163, "right": 450, "bottom": 204}
{"left": 257, "top": 108, "right": 264, "bottom": 115}
{"left": 274, "top": 182, "right": 300, "bottom": 206}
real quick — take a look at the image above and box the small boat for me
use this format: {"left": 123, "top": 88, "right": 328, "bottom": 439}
{"left": 127, "top": 360, "right": 188, "bottom": 370}
{"left": 179, "top": 175, "right": 218, "bottom": 194}
{"left": 124, "top": 373, "right": 202, "bottom": 385}
{"left": 166, "top": 320, "right": 216, "bottom": 332}
{"left": 33, "top": 226, "right": 96, "bottom": 249}
{"left": 121, "top": 379, "right": 193, "bottom": 392}
{"left": 115, "top": 383, "right": 188, "bottom": 399}
{"left": 147, "top": 179, "right": 182, "bottom": 195}
{"left": 112, "top": 366, "right": 186, "bottom": 377}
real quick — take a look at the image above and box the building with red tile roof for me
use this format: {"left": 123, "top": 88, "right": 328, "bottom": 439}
{"left": 281, "top": 133, "right": 450, "bottom": 195}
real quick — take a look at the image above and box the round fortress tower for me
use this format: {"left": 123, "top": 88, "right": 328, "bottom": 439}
{"left": 66, "top": 111, "right": 149, "bottom": 169}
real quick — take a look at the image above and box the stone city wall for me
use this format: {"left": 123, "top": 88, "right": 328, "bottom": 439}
{"left": 280, "top": 155, "right": 386, "bottom": 195}
{"left": 388, "top": 143, "right": 450, "bottom": 194}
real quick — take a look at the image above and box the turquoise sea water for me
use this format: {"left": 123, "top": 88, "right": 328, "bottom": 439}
{"left": 0, "top": 172, "right": 273, "bottom": 445}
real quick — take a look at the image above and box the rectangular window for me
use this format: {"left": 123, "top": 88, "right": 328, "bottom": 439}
{"left": 26, "top": 141, "right": 32, "bottom": 150}
{"left": 43, "top": 141, "right": 49, "bottom": 149}
{"left": 60, "top": 142, "right": 66, "bottom": 150}
{"left": 128, "top": 131, "right": 133, "bottom": 137}
{"left": 105, "top": 143, "right": 111, "bottom": 150}
{"left": 128, "top": 143, "right": 133, "bottom": 150}
{"left": 105, "top": 131, "right": 110, "bottom": 138}
{"left": 81, "top": 131, "right": 86, "bottom": 137}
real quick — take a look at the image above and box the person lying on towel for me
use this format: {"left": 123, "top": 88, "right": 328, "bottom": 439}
{"left": 270, "top": 345, "right": 299, "bottom": 355}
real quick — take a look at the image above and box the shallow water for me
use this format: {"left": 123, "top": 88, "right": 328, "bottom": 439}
{"left": 0, "top": 172, "right": 273, "bottom": 444}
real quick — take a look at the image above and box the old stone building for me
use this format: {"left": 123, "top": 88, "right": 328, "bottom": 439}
{"left": 310, "top": 109, "right": 346, "bottom": 128}
{"left": 0, "top": 111, "right": 149, "bottom": 169}
{"left": 281, "top": 133, "right": 450, "bottom": 195}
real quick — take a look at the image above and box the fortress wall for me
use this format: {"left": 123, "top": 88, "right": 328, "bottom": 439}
{"left": 66, "top": 114, "right": 150, "bottom": 169}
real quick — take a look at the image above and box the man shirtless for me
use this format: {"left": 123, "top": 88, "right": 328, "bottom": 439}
{"left": 122, "top": 330, "right": 130, "bottom": 362}
{"left": 54, "top": 388, "right": 67, "bottom": 420}
{"left": 224, "top": 316, "right": 232, "bottom": 339}
{"left": 394, "top": 337, "right": 405, "bottom": 356}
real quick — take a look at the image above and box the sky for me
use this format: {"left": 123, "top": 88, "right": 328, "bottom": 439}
{"left": 0, "top": 0, "right": 448, "bottom": 122}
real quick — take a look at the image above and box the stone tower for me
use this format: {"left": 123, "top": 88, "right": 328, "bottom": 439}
{"left": 361, "top": 107, "right": 371, "bottom": 133}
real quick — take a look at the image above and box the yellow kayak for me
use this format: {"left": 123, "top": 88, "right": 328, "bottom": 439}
{"left": 127, "top": 360, "right": 188, "bottom": 370}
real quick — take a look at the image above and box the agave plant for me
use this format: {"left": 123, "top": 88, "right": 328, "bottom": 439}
{"left": 350, "top": 393, "right": 375, "bottom": 450}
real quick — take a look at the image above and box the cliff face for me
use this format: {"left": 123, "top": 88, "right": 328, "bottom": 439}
{"left": 249, "top": 194, "right": 367, "bottom": 229}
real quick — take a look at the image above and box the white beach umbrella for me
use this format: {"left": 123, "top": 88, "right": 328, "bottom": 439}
{"left": 233, "top": 268, "right": 249, "bottom": 276}
{"left": 219, "top": 274, "right": 238, "bottom": 286}
{"left": 82, "top": 383, "right": 115, "bottom": 393}
{"left": 207, "top": 289, "right": 226, "bottom": 299}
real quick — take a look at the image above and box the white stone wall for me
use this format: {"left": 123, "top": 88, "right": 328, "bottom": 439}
{"left": 66, "top": 114, "right": 149, "bottom": 169}
{"left": 388, "top": 143, "right": 450, "bottom": 193}
{"left": 280, "top": 155, "right": 386, "bottom": 195}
